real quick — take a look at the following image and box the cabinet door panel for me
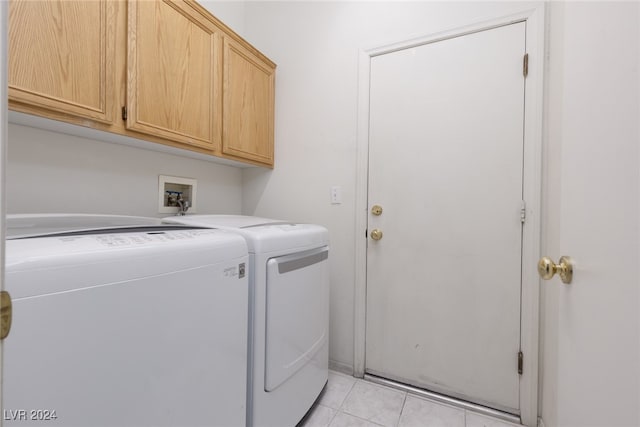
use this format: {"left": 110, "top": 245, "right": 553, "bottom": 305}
{"left": 223, "top": 37, "right": 275, "bottom": 166}
{"left": 9, "top": 0, "right": 115, "bottom": 123}
{"left": 127, "top": 0, "right": 221, "bottom": 151}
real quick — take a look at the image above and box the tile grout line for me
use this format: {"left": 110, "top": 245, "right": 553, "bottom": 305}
{"left": 339, "top": 376, "right": 358, "bottom": 411}
{"left": 325, "top": 405, "right": 339, "bottom": 427}
{"left": 364, "top": 374, "right": 521, "bottom": 426}
{"left": 319, "top": 373, "right": 522, "bottom": 427}
{"left": 349, "top": 377, "right": 408, "bottom": 427}
{"left": 327, "top": 374, "right": 358, "bottom": 427}
{"left": 395, "top": 391, "right": 409, "bottom": 427}
{"left": 325, "top": 371, "right": 521, "bottom": 427}
{"left": 344, "top": 411, "right": 387, "bottom": 427}
{"left": 336, "top": 377, "right": 359, "bottom": 419}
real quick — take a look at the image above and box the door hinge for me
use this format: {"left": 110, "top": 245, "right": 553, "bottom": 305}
{"left": 523, "top": 53, "right": 529, "bottom": 78}
{"left": 518, "top": 351, "right": 523, "bottom": 375}
{"left": 122, "top": 106, "right": 127, "bottom": 121}
{"left": 520, "top": 200, "right": 526, "bottom": 224}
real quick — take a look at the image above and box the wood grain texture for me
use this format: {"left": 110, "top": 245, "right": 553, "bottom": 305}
{"left": 127, "top": 0, "right": 222, "bottom": 151}
{"left": 9, "top": 0, "right": 115, "bottom": 123}
{"left": 9, "top": 0, "right": 275, "bottom": 167}
{"left": 222, "top": 36, "right": 275, "bottom": 166}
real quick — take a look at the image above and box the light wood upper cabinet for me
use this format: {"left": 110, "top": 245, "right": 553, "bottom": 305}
{"left": 8, "top": 0, "right": 276, "bottom": 167}
{"left": 127, "top": 0, "right": 222, "bottom": 151}
{"left": 9, "top": 0, "right": 115, "bottom": 123}
{"left": 223, "top": 37, "right": 275, "bottom": 166}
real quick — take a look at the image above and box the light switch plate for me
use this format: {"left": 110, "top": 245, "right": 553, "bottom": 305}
{"left": 331, "top": 186, "right": 342, "bottom": 204}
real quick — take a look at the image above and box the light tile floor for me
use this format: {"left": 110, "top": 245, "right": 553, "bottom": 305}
{"left": 298, "top": 371, "right": 523, "bottom": 427}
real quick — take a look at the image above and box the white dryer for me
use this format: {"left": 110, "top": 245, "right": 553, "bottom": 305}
{"left": 163, "top": 215, "right": 329, "bottom": 427}
{"left": 4, "top": 214, "right": 250, "bottom": 427}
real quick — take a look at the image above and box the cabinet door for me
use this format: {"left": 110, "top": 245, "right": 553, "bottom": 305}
{"left": 222, "top": 37, "right": 275, "bottom": 166}
{"left": 9, "top": 0, "right": 115, "bottom": 123}
{"left": 127, "top": 0, "right": 222, "bottom": 151}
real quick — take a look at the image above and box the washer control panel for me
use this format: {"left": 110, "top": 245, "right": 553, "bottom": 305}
{"left": 91, "top": 230, "right": 214, "bottom": 247}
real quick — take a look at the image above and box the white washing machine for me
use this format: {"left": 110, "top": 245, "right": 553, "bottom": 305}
{"left": 4, "top": 214, "right": 250, "bottom": 427}
{"left": 163, "top": 215, "right": 329, "bottom": 427}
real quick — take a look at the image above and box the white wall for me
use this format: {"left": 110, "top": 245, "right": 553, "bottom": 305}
{"left": 242, "top": 2, "right": 640, "bottom": 426}
{"left": 6, "top": 0, "right": 250, "bottom": 219}
{"left": 7, "top": 123, "right": 243, "bottom": 217}
{"left": 199, "top": 0, "right": 246, "bottom": 35}
{"left": 240, "top": 1, "right": 540, "bottom": 372}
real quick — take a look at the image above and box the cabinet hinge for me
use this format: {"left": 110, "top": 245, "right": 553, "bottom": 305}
{"left": 520, "top": 200, "right": 526, "bottom": 224}
{"left": 523, "top": 53, "right": 529, "bottom": 78}
{"left": 518, "top": 351, "right": 523, "bottom": 375}
{"left": 122, "top": 106, "right": 127, "bottom": 121}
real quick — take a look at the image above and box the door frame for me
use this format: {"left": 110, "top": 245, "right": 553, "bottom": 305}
{"left": 353, "top": 6, "right": 546, "bottom": 426}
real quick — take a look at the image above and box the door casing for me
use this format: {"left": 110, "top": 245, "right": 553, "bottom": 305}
{"left": 353, "top": 6, "right": 546, "bottom": 427}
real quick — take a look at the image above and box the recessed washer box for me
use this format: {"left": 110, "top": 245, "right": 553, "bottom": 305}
{"left": 158, "top": 175, "right": 197, "bottom": 214}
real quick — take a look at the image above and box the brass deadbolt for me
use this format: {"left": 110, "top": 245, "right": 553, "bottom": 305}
{"left": 371, "top": 205, "right": 383, "bottom": 216}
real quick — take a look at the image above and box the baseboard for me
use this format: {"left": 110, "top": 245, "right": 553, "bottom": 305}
{"left": 329, "top": 359, "right": 353, "bottom": 376}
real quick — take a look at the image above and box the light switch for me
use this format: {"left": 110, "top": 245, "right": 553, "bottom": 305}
{"left": 331, "top": 186, "right": 342, "bottom": 204}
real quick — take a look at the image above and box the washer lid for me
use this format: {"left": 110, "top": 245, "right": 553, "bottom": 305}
{"left": 163, "top": 215, "right": 329, "bottom": 253}
{"left": 165, "top": 215, "right": 289, "bottom": 228}
{"left": 7, "top": 214, "right": 164, "bottom": 239}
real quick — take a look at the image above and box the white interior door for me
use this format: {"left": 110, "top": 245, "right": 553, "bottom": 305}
{"left": 541, "top": 3, "right": 640, "bottom": 426}
{"left": 365, "top": 22, "right": 526, "bottom": 414}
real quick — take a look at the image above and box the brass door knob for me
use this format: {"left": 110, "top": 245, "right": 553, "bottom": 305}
{"left": 0, "top": 291, "right": 12, "bottom": 340}
{"left": 538, "top": 256, "right": 574, "bottom": 284}
{"left": 370, "top": 229, "right": 383, "bottom": 241}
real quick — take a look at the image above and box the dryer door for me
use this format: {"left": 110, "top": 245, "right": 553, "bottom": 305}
{"left": 264, "top": 247, "right": 329, "bottom": 392}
